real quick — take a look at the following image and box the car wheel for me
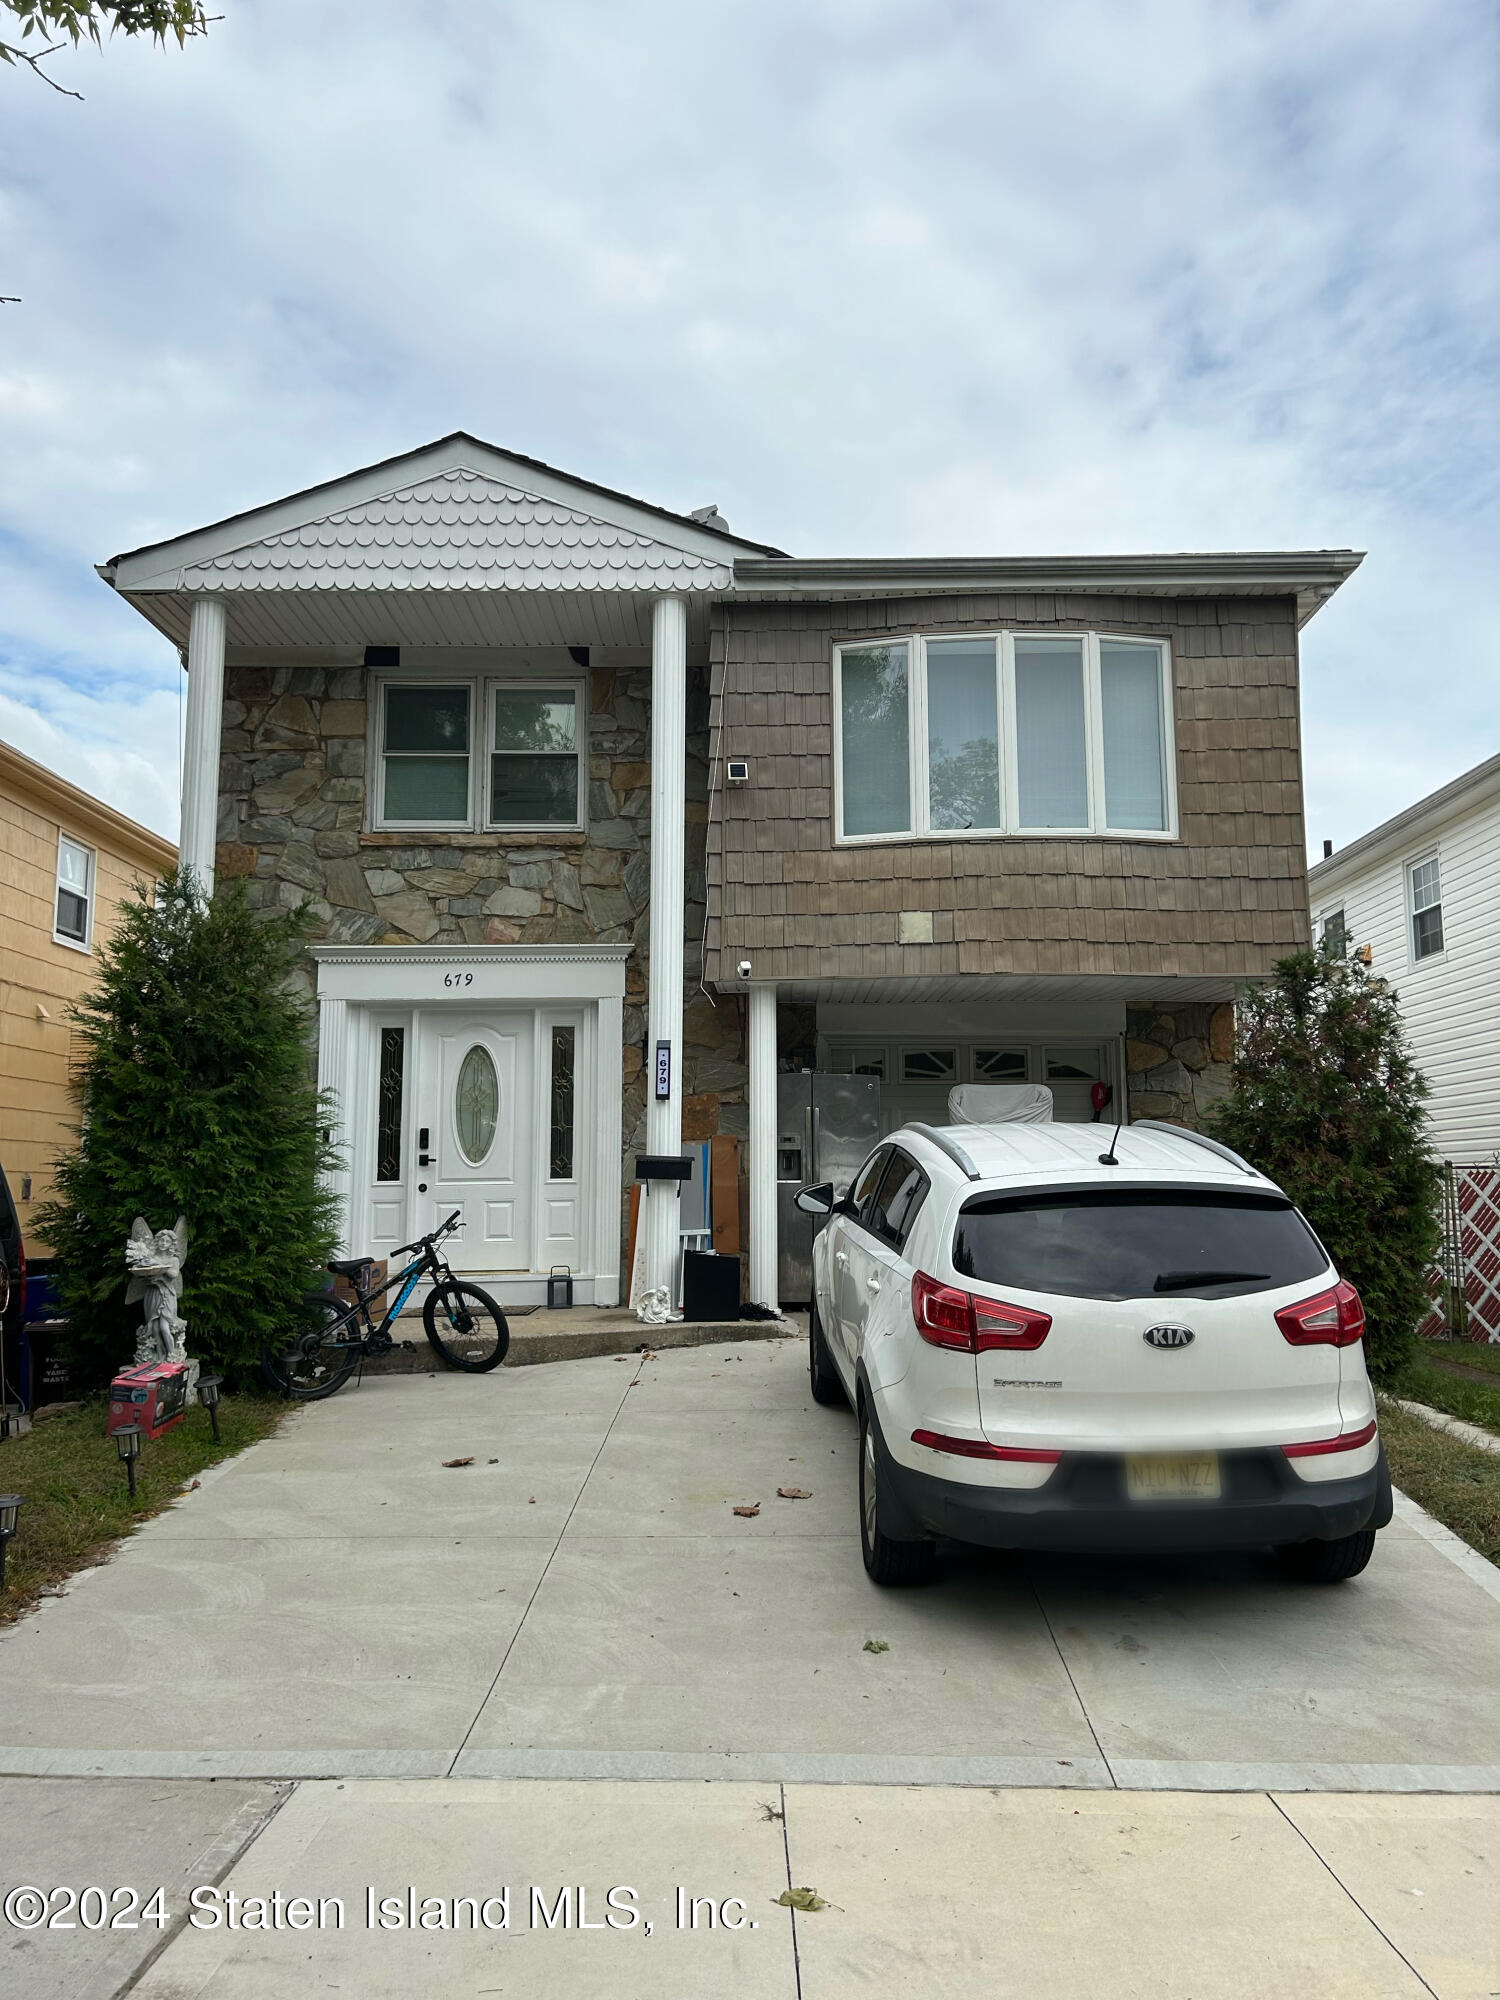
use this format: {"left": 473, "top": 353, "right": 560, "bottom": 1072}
{"left": 809, "top": 1293, "right": 845, "bottom": 1407}
{"left": 859, "top": 1401, "right": 935, "bottom": 1585}
{"left": 1276, "top": 1529, "right": 1377, "bottom": 1583}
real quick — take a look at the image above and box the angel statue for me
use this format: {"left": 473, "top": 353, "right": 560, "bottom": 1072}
{"left": 125, "top": 1217, "right": 190, "bottom": 1368}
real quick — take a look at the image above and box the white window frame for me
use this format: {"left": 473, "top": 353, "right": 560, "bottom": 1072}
{"left": 370, "top": 670, "right": 588, "bottom": 835}
{"left": 832, "top": 630, "right": 1177, "bottom": 845}
{"left": 485, "top": 678, "right": 587, "bottom": 835}
{"left": 53, "top": 833, "right": 95, "bottom": 951}
{"left": 1405, "top": 851, "right": 1445, "bottom": 966}
{"left": 372, "top": 676, "right": 478, "bottom": 833}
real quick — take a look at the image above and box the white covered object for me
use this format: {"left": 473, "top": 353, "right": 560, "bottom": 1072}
{"left": 947, "top": 1084, "right": 1054, "bottom": 1125}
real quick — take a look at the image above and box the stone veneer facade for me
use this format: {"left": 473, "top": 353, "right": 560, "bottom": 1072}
{"left": 213, "top": 655, "right": 750, "bottom": 1227}
{"left": 1124, "top": 1001, "right": 1236, "bottom": 1130}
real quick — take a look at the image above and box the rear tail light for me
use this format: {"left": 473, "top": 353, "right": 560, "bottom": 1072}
{"left": 911, "top": 1271, "right": 1051, "bottom": 1352}
{"left": 1283, "top": 1419, "right": 1378, "bottom": 1459}
{"left": 1275, "top": 1281, "right": 1365, "bottom": 1347}
{"left": 912, "top": 1428, "right": 1061, "bottom": 1463}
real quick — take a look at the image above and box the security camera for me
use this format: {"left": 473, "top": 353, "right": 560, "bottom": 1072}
{"left": 737, "top": 959, "right": 752, "bottom": 980}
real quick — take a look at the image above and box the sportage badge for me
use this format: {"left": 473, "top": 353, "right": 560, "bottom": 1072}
{"left": 1143, "top": 1323, "right": 1196, "bottom": 1349}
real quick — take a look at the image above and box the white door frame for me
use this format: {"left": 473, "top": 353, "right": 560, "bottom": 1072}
{"left": 310, "top": 943, "right": 630, "bottom": 1306}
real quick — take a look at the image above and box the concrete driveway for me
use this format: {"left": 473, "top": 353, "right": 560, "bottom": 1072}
{"left": 2, "top": 1336, "right": 1497, "bottom": 1791}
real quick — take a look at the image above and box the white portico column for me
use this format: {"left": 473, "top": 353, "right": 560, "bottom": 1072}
{"left": 640, "top": 594, "right": 689, "bottom": 1309}
{"left": 748, "top": 982, "right": 779, "bottom": 1310}
{"left": 179, "top": 595, "right": 228, "bottom": 897}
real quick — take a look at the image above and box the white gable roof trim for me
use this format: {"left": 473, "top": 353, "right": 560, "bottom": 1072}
{"left": 102, "top": 432, "right": 784, "bottom": 597}
{"left": 1309, "top": 748, "right": 1500, "bottom": 891}
{"left": 171, "top": 471, "right": 738, "bottom": 595}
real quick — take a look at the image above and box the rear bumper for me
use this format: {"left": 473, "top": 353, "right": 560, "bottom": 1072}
{"left": 876, "top": 1423, "right": 1393, "bottom": 1553}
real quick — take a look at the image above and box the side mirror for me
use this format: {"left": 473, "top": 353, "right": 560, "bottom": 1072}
{"left": 795, "top": 1182, "right": 835, "bottom": 1216}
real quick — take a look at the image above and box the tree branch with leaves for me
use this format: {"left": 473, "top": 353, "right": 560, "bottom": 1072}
{"left": 1, "top": 0, "right": 214, "bottom": 97}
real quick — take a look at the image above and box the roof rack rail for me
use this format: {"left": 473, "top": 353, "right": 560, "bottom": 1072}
{"left": 905, "top": 1122, "right": 983, "bottom": 1182}
{"left": 1129, "top": 1120, "right": 1257, "bottom": 1176}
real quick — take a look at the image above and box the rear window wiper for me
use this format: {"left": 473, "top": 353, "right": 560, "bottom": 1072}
{"left": 1152, "top": 1269, "right": 1270, "bottom": 1292}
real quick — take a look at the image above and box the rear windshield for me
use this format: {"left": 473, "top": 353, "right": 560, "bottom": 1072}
{"left": 952, "top": 1188, "right": 1329, "bottom": 1301}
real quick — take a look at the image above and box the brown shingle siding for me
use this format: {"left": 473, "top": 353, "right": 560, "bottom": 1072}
{"left": 705, "top": 591, "right": 1309, "bottom": 986}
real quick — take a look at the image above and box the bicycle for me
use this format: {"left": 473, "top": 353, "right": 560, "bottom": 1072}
{"left": 263, "top": 1211, "right": 509, "bottom": 1400}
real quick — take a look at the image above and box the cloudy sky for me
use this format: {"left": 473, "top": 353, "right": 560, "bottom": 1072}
{"left": 1, "top": 0, "right": 1495, "bottom": 852}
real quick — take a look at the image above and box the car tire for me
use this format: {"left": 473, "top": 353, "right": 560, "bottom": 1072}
{"left": 1276, "top": 1529, "right": 1377, "bottom": 1583}
{"left": 859, "top": 1401, "right": 935, "bottom": 1585}
{"left": 809, "top": 1294, "right": 845, "bottom": 1407}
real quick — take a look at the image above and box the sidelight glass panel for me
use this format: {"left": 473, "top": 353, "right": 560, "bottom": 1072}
{"left": 839, "top": 644, "right": 911, "bottom": 836}
{"left": 454, "top": 1045, "right": 499, "bottom": 1164}
{"left": 1014, "top": 637, "right": 1087, "bottom": 827}
{"left": 549, "top": 1025, "right": 576, "bottom": 1179}
{"left": 376, "top": 1027, "right": 405, "bottom": 1182}
{"left": 1100, "top": 641, "right": 1168, "bottom": 830}
{"left": 382, "top": 685, "right": 470, "bottom": 822}
{"left": 926, "top": 639, "right": 1000, "bottom": 830}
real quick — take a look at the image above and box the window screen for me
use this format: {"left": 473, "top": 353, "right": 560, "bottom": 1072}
{"left": 383, "top": 685, "right": 470, "bottom": 822}
{"left": 839, "top": 645, "right": 911, "bottom": 836}
{"left": 1014, "top": 637, "right": 1087, "bottom": 828}
{"left": 491, "top": 688, "right": 580, "bottom": 825}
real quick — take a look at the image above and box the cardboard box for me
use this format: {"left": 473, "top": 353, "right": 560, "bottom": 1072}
{"left": 107, "top": 1359, "right": 190, "bottom": 1440}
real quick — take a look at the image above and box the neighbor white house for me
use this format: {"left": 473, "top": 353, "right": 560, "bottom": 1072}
{"left": 1308, "top": 749, "right": 1500, "bottom": 1162}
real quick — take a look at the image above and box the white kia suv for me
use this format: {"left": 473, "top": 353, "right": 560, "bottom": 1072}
{"left": 798, "top": 1119, "right": 1390, "bottom": 1586}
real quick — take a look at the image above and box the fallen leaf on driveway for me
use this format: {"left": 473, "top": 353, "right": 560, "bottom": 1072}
{"left": 732, "top": 1503, "right": 761, "bottom": 1517}
{"left": 442, "top": 1457, "right": 475, "bottom": 1468}
{"left": 776, "top": 1487, "right": 812, "bottom": 1500}
{"left": 863, "top": 1639, "right": 889, "bottom": 1654}
{"left": 774, "top": 1887, "right": 834, "bottom": 1911}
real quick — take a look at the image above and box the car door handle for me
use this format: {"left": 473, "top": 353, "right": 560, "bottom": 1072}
{"left": 866, "top": 1276, "right": 882, "bottom": 1293}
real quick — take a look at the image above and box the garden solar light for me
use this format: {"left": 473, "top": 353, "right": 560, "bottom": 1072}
{"left": 114, "top": 1424, "right": 143, "bottom": 1498}
{"left": 197, "top": 1374, "right": 223, "bottom": 1442}
{"left": 0, "top": 1495, "right": 22, "bottom": 1589}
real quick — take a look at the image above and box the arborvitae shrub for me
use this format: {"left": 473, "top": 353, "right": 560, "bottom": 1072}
{"left": 36, "top": 873, "right": 338, "bottom": 1384}
{"left": 1208, "top": 949, "right": 1441, "bottom": 1384}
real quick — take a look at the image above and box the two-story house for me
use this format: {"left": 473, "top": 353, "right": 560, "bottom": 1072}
{"left": 1309, "top": 750, "right": 1500, "bottom": 1162}
{"left": 0, "top": 738, "right": 176, "bottom": 1241}
{"left": 97, "top": 433, "right": 1360, "bottom": 1311}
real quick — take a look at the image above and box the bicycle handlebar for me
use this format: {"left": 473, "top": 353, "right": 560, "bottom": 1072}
{"left": 391, "top": 1210, "right": 463, "bottom": 1260}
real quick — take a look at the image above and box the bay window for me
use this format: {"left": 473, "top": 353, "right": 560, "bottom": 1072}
{"left": 375, "top": 676, "right": 586, "bottom": 832}
{"left": 834, "top": 631, "right": 1175, "bottom": 842}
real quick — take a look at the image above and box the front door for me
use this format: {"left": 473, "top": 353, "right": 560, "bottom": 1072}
{"left": 418, "top": 1013, "right": 533, "bottom": 1273}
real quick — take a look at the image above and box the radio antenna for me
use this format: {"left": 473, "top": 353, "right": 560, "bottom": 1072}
{"left": 1098, "top": 1119, "right": 1124, "bottom": 1166}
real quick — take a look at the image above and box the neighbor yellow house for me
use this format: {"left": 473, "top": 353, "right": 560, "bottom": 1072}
{"left": 0, "top": 739, "right": 176, "bottom": 1246}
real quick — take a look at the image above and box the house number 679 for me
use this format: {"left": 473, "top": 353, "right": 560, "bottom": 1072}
{"left": 443, "top": 972, "right": 474, "bottom": 988}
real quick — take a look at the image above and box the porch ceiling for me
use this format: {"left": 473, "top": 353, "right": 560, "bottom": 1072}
{"left": 746, "top": 972, "right": 1242, "bottom": 1007}
{"left": 113, "top": 585, "right": 717, "bottom": 655}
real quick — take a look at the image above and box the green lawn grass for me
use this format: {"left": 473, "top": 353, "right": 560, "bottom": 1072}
{"left": 1399, "top": 1349, "right": 1500, "bottom": 1436}
{"left": 0, "top": 1392, "right": 289, "bottom": 1626}
{"left": 1378, "top": 1399, "right": 1500, "bottom": 1568}
{"left": 1420, "top": 1338, "right": 1500, "bottom": 1377}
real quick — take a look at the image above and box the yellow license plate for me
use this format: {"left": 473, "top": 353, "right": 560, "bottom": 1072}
{"left": 1125, "top": 1452, "right": 1221, "bottom": 1502}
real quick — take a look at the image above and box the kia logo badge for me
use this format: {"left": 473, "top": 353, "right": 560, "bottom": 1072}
{"left": 1143, "top": 1323, "right": 1195, "bottom": 1350}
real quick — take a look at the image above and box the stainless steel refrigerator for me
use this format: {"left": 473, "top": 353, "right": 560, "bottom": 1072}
{"left": 776, "top": 1071, "right": 883, "bottom": 1303}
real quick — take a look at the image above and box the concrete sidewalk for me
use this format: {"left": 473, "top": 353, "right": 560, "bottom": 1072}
{"left": 1, "top": 1339, "right": 1498, "bottom": 1790}
{"left": 6, "top": 1777, "right": 1496, "bottom": 1999}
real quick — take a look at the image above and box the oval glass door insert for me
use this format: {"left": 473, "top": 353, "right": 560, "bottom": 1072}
{"left": 454, "top": 1044, "right": 499, "bottom": 1164}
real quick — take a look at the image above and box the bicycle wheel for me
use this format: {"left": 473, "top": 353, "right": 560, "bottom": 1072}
{"left": 262, "top": 1297, "right": 361, "bottom": 1400}
{"left": 423, "top": 1281, "right": 509, "bottom": 1372}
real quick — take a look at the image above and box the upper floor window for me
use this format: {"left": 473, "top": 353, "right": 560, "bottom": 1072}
{"left": 375, "top": 676, "right": 585, "bottom": 832}
{"left": 1318, "top": 907, "right": 1347, "bottom": 956}
{"left": 1407, "top": 855, "right": 1443, "bottom": 961}
{"left": 54, "top": 835, "right": 94, "bottom": 948}
{"left": 833, "top": 631, "right": 1175, "bottom": 843}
